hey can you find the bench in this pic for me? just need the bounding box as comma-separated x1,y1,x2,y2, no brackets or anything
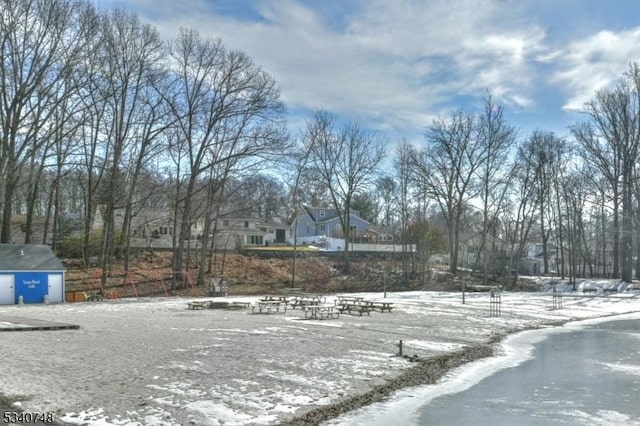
337,303,371,316
86,293,104,302
227,302,250,310
187,300,211,310
603,288,618,294
582,288,598,294
187,301,213,310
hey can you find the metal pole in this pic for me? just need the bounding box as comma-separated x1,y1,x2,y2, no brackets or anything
383,274,387,298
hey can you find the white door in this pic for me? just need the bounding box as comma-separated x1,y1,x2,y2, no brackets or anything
0,274,15,304
47,274,63,302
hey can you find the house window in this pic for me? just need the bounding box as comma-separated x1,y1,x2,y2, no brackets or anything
244,221,249,228
319,224,326,232
248,235,263,245
319,209,325,217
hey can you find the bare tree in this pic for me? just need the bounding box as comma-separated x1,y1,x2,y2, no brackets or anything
167,28,286,286
394,140,415,283
475,95,517,284
411,110,482,274
89,9,168,285
0,0,87,242
304,111,386,273
375,175,397,227
572,63,640,283
519,130,566,275
504,149,539,286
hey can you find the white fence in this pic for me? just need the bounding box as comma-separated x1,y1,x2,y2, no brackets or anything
292,235,415,252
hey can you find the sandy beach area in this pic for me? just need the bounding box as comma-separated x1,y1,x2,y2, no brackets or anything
0,284,638,425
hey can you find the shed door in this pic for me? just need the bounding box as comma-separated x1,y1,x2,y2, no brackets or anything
48,274,63,303
0,275,15,305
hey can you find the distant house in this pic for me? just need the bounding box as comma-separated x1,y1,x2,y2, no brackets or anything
91,206,292,250
0,244,65,304
458,233,509,271
365,226,395,243
292,207,370,240
91,206,175,248
8,215,52,244
520,243,558,275
210,216,291,250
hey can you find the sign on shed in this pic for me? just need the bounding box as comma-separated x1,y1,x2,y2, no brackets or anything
0,244,65,304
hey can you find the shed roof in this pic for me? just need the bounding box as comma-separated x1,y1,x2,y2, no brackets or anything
0,244,64,271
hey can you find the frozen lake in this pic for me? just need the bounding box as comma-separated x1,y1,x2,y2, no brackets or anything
334,313,640,426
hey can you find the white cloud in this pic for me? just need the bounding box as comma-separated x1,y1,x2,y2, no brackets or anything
119,0,551,136
554,28,640,111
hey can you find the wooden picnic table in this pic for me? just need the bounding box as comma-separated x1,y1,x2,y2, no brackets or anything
364,300,394,313
187,300,213,310
261,295,289,303
337,302,371,316
303,305,339,320
251,300,286,314
289,295,325,309
334,296,364,305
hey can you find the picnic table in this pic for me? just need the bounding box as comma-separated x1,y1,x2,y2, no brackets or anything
289,295,326,309
334,296,364,305
261,295,289,304
251,300,286,314
303,305,340,320
187,300,213,310
336,302,371,316
364,300,394,313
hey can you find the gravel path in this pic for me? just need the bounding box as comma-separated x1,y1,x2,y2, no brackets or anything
0,291,637,425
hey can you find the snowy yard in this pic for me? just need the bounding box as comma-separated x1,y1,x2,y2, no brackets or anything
0,280,638,425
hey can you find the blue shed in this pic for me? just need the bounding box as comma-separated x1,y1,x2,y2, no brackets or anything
0,244,66,304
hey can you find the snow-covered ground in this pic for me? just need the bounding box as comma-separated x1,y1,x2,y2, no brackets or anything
0,278,638,425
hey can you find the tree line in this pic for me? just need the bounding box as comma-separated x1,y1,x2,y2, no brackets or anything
2,0,640,286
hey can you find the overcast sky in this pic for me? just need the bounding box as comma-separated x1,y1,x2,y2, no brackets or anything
105,0,640,143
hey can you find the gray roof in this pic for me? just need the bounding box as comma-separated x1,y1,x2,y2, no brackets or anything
0,244,64,271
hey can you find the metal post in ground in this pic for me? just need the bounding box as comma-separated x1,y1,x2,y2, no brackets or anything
384,274,387,298
552,285,563,310
489,286,501,317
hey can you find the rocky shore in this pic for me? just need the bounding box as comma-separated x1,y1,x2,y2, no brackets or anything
279,341,499,426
